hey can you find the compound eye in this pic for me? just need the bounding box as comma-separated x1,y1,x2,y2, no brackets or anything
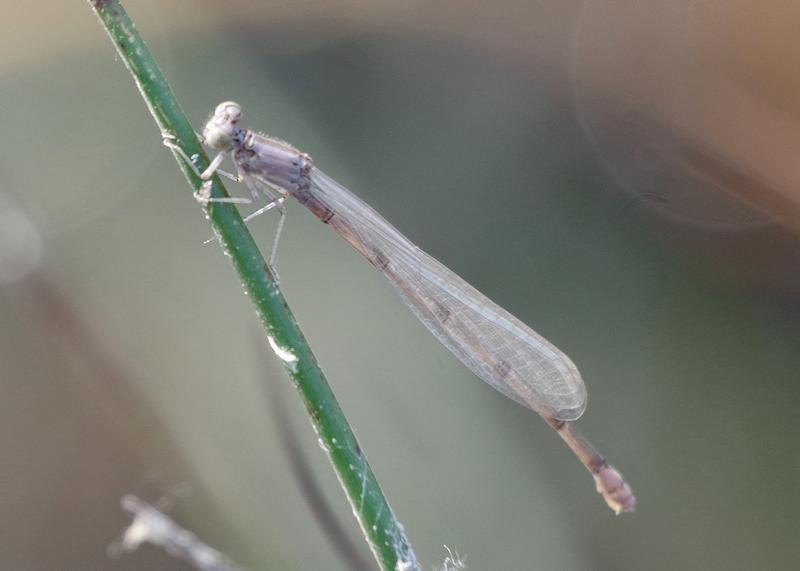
215,101,242,123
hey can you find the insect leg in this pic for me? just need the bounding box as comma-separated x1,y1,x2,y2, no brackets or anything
161,133,249,204
268,202,287,269
239,177,289,268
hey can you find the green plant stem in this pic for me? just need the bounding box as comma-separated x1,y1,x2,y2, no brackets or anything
87,2,419,569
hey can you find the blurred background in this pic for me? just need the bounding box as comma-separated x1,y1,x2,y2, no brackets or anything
1,1,799,569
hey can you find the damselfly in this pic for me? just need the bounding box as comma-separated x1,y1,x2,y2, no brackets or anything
164,101,635,514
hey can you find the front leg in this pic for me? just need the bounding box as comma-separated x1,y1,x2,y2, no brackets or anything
161,133,250,205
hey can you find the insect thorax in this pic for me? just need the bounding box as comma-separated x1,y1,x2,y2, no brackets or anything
236,129,312,192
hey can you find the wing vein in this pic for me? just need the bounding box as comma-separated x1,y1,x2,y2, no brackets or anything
302,168,587,421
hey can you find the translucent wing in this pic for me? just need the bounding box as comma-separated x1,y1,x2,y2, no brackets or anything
300,168,587,421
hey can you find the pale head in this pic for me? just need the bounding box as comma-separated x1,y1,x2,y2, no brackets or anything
202,101,244,151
